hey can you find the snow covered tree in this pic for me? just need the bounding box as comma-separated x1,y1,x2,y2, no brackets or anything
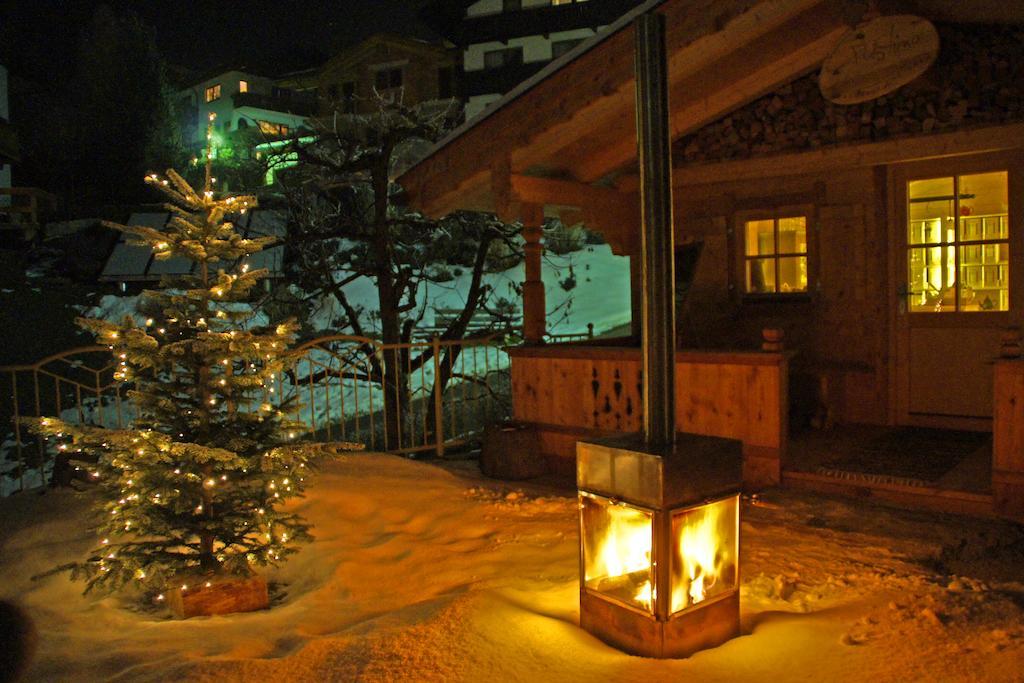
281,98,522,450
30,166,353,595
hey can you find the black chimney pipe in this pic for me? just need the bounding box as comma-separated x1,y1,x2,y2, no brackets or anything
635,13,676,449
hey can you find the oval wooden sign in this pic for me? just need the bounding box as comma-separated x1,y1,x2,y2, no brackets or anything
819,15,939,105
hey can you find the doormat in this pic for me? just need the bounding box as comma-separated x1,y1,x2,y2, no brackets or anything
815,428,990,487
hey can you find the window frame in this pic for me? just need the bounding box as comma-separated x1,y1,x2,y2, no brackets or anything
483,46,524,70
734,203,815,301
204,83,221,102
904,170,1011,314
341,81,356,114
238,80,248,93
374,67,403,92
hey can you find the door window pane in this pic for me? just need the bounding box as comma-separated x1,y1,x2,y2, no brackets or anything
906,171,1008,312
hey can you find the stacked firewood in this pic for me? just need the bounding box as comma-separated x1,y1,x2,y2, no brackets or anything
675,24,1024,164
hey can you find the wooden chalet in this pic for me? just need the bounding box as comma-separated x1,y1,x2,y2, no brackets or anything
397,0,1024,520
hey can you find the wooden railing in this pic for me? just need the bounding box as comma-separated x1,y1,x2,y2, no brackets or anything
0,335,512,495
507,342,789,487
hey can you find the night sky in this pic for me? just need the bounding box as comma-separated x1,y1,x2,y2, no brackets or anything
1,0,438,81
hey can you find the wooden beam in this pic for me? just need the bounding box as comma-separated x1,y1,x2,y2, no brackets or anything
510,175,628,208
509,174,640,254
671,122,1024,187
401,0,806,216
514,0,833,182
491,155,516,222
574,2,851,182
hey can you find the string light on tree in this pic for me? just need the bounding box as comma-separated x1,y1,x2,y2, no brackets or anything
27,141,360,606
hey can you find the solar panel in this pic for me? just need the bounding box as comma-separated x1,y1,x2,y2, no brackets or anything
99,213,168,281
99,210,285,282
244,210,285,276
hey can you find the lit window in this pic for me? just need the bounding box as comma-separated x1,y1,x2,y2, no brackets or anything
742,216,808,294
239,80,248,93
484,47,524,70
257,120,290,137
907,171,1009,312
205,84,221,102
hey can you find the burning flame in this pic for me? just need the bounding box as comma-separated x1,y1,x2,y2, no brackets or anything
671,498,733,614
597,505,651,578
583,497,654,612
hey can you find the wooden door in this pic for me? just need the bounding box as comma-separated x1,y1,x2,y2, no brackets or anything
893,153,1023,429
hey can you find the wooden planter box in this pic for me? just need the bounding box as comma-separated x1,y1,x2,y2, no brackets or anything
480,422,547,480
166,573,269,619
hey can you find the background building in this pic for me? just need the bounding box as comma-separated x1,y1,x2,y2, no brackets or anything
318,33,458,117
422,0,644,120
0,64,14,201
177,68,316,154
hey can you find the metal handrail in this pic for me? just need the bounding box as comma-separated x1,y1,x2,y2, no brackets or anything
1,335,512,495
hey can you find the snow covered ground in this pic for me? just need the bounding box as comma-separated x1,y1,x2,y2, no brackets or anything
3,453,1024,682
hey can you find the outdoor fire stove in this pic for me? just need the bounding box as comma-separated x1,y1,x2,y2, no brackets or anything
575,13,743,658
577,435,742,658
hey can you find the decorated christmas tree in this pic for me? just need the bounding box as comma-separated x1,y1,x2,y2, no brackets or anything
31,118,356,602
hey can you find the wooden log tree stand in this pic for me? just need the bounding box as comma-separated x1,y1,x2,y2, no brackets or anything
166,573,270,619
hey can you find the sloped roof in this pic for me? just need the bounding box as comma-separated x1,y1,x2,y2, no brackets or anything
399,0,852,217
398,0,1024,231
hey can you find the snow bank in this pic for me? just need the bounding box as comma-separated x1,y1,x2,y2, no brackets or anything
2,454,1023,681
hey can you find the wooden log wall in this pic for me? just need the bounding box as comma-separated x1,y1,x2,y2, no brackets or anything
674,166,889,428
508,345,787,487
993,359,1024,521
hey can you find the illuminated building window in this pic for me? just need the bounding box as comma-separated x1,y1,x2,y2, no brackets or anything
239,80,248,93
907,171,1009,312
742,216,808,295
205,84,221,102
257,121,290,137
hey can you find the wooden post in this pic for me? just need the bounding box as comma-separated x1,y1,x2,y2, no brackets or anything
629,253,643,341
432,336,446,458
521,203,546,344
635,13,676,449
